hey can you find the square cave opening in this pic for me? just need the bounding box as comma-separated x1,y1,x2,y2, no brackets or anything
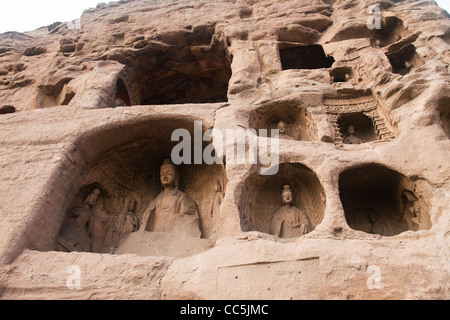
338,113,378,144
128,44,232,105
279,44,335,70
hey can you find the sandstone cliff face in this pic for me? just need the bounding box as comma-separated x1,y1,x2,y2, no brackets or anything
0,0,449,300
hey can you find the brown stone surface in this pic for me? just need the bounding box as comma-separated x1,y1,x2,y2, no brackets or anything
0,0,449,300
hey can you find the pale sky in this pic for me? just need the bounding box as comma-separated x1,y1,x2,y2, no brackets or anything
0,0,104,33
0,0,449,34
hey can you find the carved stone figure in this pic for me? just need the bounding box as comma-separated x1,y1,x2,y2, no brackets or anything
106,198,140,250
343,124,363,144
88,189,113,253
270,185,312,238
211,180,225,235
140,159,201,238
277,121,294,140
56,188,101,252
401,190,421,231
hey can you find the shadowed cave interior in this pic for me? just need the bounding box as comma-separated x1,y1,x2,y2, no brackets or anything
53,119,228,257
339,164,431,236
240,163,326,236
129,45,232,105
249,104,318,141
338,112,378,144
280,44,335,70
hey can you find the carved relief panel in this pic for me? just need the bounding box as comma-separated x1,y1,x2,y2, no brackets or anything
324,95,396,149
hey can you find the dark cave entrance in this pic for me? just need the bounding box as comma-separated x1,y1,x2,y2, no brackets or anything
280,44,335,70
339,164,431,237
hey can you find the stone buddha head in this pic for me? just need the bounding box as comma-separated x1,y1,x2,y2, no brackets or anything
277,121,287,135
347,124,356,136
160,159,180,190
282,185,294,206
86,188,101,207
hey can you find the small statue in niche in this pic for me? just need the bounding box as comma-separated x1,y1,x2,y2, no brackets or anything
211,180,225,236
270,185,312,238
140,159,201,238
56,188,102,252
277,121,294,140
343,124,363,145
401,190,421,231
106,198,140,250
88,190,114,253
344,73,357,85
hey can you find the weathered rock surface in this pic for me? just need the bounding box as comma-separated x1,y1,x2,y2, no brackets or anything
0,0,449,300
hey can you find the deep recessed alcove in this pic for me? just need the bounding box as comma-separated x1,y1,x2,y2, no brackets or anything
338,113,377,144
131,44,232,105
239,163,326,236
114,78,132,107
36,117,227,257
280,44,335,70
0,105,15,115
249,104,318,141
339,164,432,237
373,16,407,48
330,66,353,83
80,140,227,242
368,15,424,76
385,43,424,75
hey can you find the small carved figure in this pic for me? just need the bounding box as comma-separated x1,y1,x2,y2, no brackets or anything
401,190,421,231
270,185,312,238
140,159,201,238
106,198,141,250
374,39,381,49
277,121,294,140
56,188,101,252
211,180,225,235
343,124,363,145
88,189,113,253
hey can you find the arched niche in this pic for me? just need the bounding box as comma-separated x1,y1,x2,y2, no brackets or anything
339,164,432,237
338,112,377,144
249,104,318,141
113,68,140,107
114,78,131,107
53,118,227,256
240,163,326,237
